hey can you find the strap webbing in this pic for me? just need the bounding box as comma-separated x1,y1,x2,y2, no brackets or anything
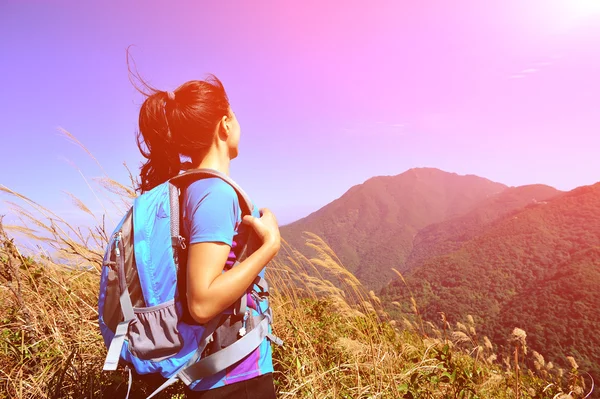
125,366,132,399
233,289,247,320
169,183,180,240
145,375,178,399
169,168,254,217
144,315,223,398
254,276,269,293
267,333,284,347
120,288,135,322
229,260,250,319
188,315,223,365
178,315,270,385
145,312,282,397
168,183,183,270
103,269,136,371
103,320,131,371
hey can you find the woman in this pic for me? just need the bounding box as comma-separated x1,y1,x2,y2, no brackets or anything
135,74,281,398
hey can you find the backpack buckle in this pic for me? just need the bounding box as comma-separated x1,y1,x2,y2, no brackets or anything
171,236,186,250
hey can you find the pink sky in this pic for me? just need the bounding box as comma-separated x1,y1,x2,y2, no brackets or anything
1,0,599,229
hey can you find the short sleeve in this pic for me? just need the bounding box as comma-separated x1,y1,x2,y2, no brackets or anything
184,179,240,246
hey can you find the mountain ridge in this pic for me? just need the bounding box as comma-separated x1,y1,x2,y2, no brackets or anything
281,167,509,290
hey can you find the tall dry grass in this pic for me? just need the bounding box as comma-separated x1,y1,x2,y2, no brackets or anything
0,131,593,398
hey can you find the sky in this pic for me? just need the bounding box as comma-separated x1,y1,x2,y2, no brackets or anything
1,0,600,235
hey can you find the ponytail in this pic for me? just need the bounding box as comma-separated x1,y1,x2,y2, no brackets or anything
136,91,182,193
128,51,231,193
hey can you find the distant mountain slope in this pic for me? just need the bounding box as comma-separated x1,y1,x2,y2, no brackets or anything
380,182,600,380
403,184,562,272
280,168,507,290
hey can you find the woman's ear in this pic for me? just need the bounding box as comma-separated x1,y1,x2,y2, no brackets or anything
218,114,230,140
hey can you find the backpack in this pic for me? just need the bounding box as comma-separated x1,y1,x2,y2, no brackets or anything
98,168,283,398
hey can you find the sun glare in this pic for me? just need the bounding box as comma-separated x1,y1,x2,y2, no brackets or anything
573,0,600,15
539,0,600,34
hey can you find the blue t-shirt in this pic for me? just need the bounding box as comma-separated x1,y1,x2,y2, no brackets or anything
182,177,273,391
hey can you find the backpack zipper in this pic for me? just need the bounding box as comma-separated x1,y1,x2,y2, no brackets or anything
114,232,127,294
238,309,250,337
114,232,121,257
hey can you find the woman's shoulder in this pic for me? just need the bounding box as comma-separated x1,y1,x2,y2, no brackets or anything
184,177,241,219
186,177,238,200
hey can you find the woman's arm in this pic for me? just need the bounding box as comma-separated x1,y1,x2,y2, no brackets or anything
186,209,280,324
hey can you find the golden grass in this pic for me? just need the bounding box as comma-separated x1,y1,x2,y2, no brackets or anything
0,210,592,398
0,131,593,398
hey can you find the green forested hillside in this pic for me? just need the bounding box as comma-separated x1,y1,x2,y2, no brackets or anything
494,246,600,381
403,184,562,272
380,182,600,382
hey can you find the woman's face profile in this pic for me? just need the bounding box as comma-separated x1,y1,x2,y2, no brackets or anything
227,109,241,160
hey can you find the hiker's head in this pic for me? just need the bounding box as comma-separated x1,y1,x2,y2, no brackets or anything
135,75,240,192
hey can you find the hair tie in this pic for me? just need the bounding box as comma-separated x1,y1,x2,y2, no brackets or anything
167,91,175,101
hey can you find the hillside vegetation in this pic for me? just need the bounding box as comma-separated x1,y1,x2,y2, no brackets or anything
381,183,600,385
403,184,562,272
281,168,507,290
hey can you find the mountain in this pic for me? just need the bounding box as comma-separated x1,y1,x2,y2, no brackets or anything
280,168,508,290
380,182,600,380
403,184,562,272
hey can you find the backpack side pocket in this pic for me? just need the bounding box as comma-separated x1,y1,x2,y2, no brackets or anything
128,300,184,361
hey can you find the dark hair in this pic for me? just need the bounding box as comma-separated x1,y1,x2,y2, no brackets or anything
128,52,231,193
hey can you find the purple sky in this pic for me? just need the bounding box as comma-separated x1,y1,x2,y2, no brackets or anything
1,0,599,230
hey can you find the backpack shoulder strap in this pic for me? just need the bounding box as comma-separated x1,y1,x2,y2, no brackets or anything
169,168,254,217
167,168,255,261
168,168,256,322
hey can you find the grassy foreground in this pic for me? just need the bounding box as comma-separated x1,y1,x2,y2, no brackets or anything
0,220,592,398
0,138,593,397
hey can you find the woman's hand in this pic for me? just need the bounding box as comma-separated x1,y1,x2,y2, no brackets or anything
242,208,281,253
187,208,281,324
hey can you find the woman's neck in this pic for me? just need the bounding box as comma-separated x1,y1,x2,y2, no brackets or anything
194,148,231,176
